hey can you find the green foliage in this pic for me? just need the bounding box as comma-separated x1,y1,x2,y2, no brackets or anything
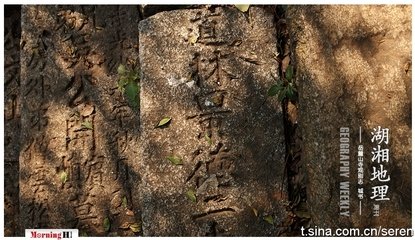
186,189,197,203
264,215,274,225
60,171,68,184
117,64,140,109
167,155,183,165
156,117,172,128
103,217,111,232
268,65,297,102
204,132,213,145
129,223,141,233
81,121,93,130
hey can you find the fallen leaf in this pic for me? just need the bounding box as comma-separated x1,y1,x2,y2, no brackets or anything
167,155,183,165
156,117,171,127
281,55,290,73
189,35,198,44
103,217,111,232
252,208,258,217
264,215,274,225
186,189,197,203
81,121,93,130
129,223,141,233
60,171,68,183
204,133,213,145
235,4,250,12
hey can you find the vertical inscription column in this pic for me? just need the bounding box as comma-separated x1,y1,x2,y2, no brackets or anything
137,7,287,236
20,5,140,236
20,6,55,233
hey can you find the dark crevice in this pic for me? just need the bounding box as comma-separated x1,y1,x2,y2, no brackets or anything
4,4,22,237
274,5,309,236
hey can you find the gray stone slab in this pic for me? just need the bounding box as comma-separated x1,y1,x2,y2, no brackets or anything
287,5,411,229
136,6,287,236
19,5,141,236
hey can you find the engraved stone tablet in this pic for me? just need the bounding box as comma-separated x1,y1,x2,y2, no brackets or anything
288,5,411,228
19,5,140,236
136,6,287,236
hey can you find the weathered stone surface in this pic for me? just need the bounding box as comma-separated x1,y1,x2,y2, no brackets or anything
19,5,141,236
135,6,288,236
288,5,411,228
4,5,22,236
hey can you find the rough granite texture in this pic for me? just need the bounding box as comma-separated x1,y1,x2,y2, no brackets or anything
287,5,411,228
19,5,141,236
135,6,288,236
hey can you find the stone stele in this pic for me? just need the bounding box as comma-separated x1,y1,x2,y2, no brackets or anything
288,5,411,229
135,6,288,236
19,5,141,236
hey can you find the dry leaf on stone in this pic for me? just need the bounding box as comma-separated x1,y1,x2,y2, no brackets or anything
60,171,68,183
186,189,197,202
264,215,274,225
281,55,290,73
167,155,183,165
129,223,141,233
252,208,258,217
204,133,213,145
81,121,93,130
156,117,171,128
189,35,198,44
